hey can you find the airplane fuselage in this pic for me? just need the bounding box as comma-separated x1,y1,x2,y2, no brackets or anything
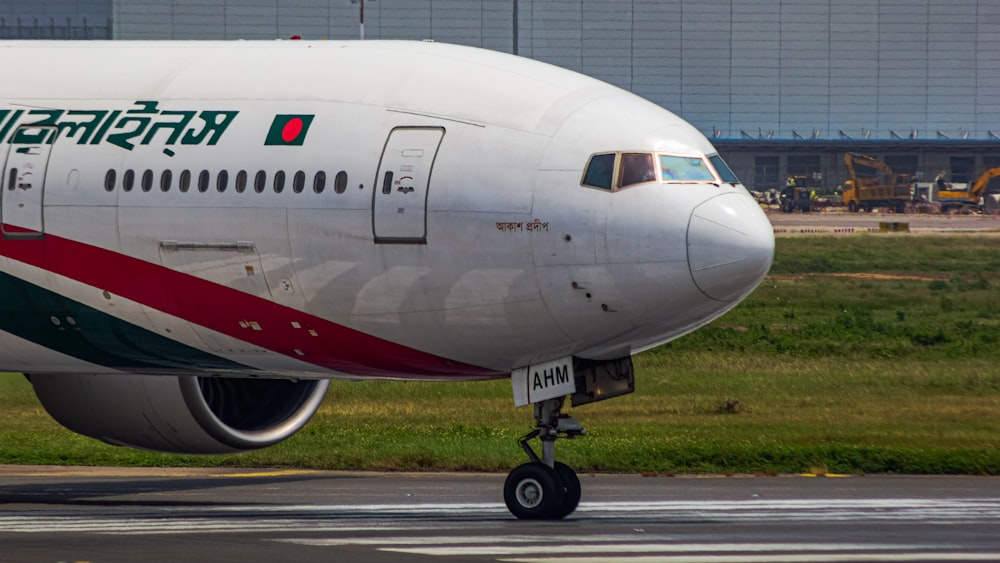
0,40,772,382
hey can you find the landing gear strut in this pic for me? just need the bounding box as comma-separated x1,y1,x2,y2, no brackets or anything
503,397,584,519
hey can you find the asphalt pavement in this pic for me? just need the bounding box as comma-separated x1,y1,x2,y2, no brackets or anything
1,466,998,563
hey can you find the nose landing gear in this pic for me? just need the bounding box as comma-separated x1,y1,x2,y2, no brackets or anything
503,356,634,519
503,397,584,519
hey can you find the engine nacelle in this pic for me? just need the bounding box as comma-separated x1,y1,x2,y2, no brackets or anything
28,373,329,454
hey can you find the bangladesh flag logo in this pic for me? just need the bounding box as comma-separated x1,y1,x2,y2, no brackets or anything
265,114,314,146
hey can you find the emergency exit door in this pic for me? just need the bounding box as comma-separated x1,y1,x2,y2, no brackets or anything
1,125,55,239
372,127,444,244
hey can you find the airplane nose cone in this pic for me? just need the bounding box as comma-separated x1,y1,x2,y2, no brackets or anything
687,192,774,302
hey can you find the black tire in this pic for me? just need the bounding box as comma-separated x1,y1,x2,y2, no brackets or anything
552,461,581,518
504,463,564,520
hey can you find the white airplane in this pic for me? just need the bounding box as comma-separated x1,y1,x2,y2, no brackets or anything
0,39,773,519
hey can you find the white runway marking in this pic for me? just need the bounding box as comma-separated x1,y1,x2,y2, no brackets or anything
499,555,1000,563
378,543,928,556
0,516,449,534
207,497,1000,519
278,537,1000,562
1,497,999,562
1,497,999,534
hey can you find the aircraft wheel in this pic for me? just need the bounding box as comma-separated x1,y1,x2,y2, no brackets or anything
552,461,581,518
504,462,564,519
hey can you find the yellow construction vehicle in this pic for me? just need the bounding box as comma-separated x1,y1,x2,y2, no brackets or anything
779,176,813,212
842,153,912,212
923,167,1000,213
973,167,1000,214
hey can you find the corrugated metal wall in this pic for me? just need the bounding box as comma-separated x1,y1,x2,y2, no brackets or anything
106,0,1000,143
0,0,109,18
0,0,110,38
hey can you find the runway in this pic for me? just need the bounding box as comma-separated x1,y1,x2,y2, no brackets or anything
1,466,999,562
766,209,1000,235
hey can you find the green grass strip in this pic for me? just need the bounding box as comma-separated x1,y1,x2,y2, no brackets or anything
1,235,998,474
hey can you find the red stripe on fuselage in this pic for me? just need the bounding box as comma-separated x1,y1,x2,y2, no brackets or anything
0,228,503,379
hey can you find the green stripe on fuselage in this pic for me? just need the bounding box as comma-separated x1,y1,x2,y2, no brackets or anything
0,271,254,374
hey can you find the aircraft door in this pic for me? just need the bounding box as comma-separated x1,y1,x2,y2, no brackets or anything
1,125,56,239
372,127,444,244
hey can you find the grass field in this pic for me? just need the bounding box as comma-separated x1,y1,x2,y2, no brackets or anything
1,234,999,474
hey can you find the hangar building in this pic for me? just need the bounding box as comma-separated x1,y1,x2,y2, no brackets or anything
3,0,999,192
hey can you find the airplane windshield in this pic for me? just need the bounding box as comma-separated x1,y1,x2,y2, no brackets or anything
619,153,656,188
709,154,741,184
659,155,715,182
581,152,728,191
582,153,615,190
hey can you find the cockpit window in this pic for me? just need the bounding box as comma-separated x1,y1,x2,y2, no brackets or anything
709,154,740,184
582,152,729,191
659,155,715,182
619,153,656,188
582,153,615,190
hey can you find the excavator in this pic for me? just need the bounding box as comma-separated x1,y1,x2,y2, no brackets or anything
842,153,912,212
976,168,1000,214
928,167,1000,213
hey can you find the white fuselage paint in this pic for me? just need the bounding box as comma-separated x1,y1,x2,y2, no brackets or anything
0,40,774,379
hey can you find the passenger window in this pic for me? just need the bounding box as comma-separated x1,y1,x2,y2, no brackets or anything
293,171,305,193
313,171,326,194
179,170,191,193
619,153,656,188
382,171,393,194
141,170,153,192
198,170,210,192
254,171,266,193
582,154,615,190
104,169,116,192
160,170,172,192
659,155,715,182
7,168,17,190
274,170,286,193
334,171,348,194
235,170,247,193
123,169,135,192
217,170,229,192
709,154,740,184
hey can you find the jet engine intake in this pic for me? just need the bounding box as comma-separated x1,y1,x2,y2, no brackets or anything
28,373,329,454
